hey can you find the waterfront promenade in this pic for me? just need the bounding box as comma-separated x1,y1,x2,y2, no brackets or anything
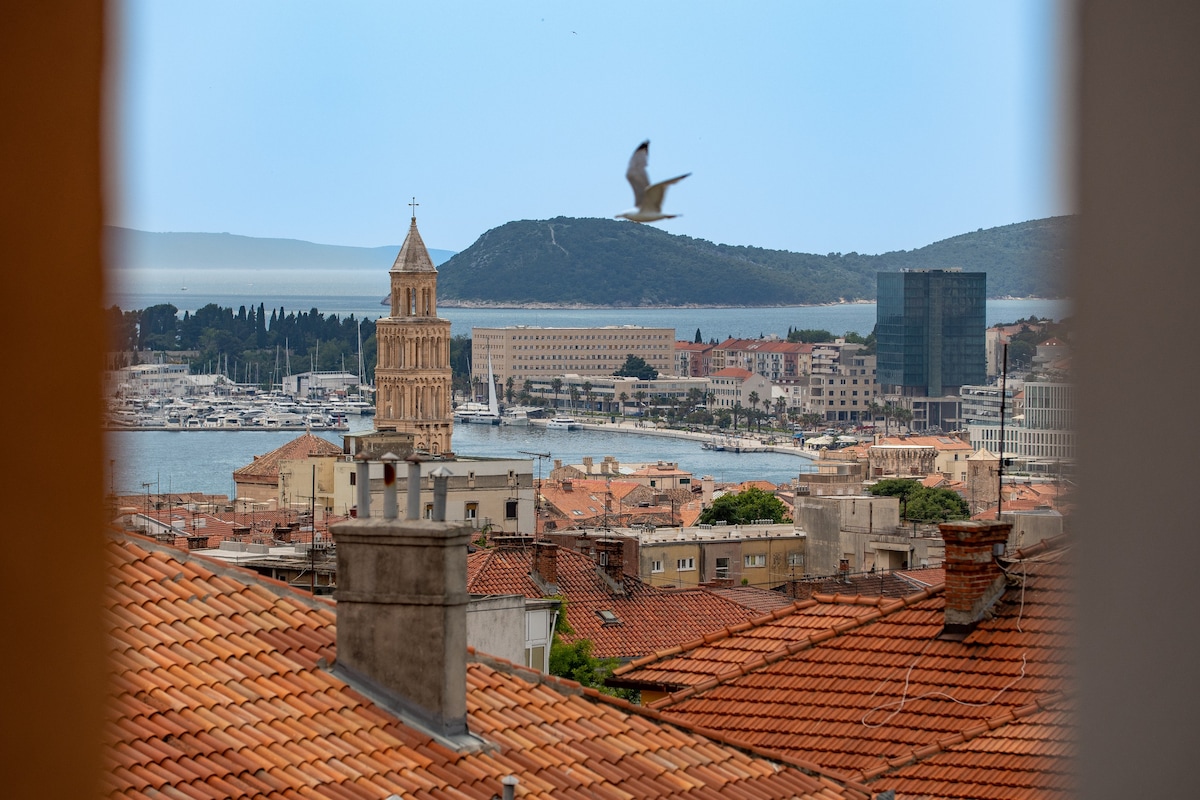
531,415,821,461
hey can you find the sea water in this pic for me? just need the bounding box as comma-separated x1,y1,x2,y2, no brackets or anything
109,421,821,499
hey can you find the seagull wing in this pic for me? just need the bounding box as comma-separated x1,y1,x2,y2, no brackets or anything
625,140,651,206
641,173,691,214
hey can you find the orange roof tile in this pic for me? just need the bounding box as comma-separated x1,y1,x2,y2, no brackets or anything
467,544,771,661
104,530,870,800
232,432,343,483
612,538,1072,799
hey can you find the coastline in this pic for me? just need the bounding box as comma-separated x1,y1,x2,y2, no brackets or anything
533,416,820,461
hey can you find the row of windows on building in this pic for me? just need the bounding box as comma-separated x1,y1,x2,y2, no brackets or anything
649,552,803,573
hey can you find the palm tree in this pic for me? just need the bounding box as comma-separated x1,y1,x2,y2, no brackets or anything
521,379,533,404
618,391,629,420
581,381,593,415
732,402,744,431
748,391,761,432
550,377,563,411
568,385,580,413
504,376,515,404
634,390,647,416
774,396,787,427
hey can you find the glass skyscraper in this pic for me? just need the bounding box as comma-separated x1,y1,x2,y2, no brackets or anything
876,269,986,398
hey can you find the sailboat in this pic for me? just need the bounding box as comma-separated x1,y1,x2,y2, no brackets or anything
454,352,501,424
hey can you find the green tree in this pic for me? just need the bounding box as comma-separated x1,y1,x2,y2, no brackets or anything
550,377,563,411
694,327,702,344
613,354,658,380
581,381,593,414
633,390,647,414
504,376,515,404
618,391,629,420
748,390,761,432
867,479,969,523
787,328,834,343
546,597,635,700
699,487,791,525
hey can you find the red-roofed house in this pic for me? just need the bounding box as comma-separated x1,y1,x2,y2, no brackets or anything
467,539,773,662
102,523,873,800
674,339,713,377
708,367,772,415
608,523,1073,799
232,431,343,507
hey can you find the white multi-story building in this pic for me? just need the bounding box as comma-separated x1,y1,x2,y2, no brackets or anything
471,325,675,390
960,383,1021,426
965,379,1075,470
707,368,773,412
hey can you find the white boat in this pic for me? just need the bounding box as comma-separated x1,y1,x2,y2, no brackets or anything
456,353,501,424
454,402,496,424
546,416,580,430
501,407,531,426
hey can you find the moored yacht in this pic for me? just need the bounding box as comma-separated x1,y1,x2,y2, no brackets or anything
546,415,581,430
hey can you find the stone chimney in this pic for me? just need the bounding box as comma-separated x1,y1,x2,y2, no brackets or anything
330,514,473,738
582,456,593,474
595,538,625,593
939,520,1013,639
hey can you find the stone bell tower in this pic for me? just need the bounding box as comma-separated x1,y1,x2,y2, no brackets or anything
373,205,453,454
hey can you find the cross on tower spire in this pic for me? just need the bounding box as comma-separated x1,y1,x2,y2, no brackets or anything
409,197,419,221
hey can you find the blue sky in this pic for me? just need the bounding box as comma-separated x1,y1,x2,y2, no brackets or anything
108,1,1071,256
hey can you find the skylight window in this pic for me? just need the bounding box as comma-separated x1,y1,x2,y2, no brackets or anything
595,609,621,625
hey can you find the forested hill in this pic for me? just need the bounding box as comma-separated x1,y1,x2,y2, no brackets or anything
436,215,1073,307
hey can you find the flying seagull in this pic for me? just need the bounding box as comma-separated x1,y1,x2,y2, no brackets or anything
616,140,690,223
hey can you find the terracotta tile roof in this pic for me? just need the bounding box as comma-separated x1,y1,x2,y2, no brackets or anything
126,507,343,550
872,435,973,452
703,586,798,614
612,538,1072,798
467,544,769,661
104,531,870,800
710,367,753,379
783,569,946,602
232,432,343,484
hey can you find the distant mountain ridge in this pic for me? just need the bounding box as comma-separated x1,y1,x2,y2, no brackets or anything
107,216,1072,307
435,216,1072,307
105,227,456,271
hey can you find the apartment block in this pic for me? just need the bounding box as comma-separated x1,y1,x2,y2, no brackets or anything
808,344,878,423
471,325,675,389
709,338,812,380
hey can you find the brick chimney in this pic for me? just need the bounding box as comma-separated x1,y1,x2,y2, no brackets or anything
185,534,210,550
330,514,473,738
595,538,625,594
531,540,559,589
939,520,1012,638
